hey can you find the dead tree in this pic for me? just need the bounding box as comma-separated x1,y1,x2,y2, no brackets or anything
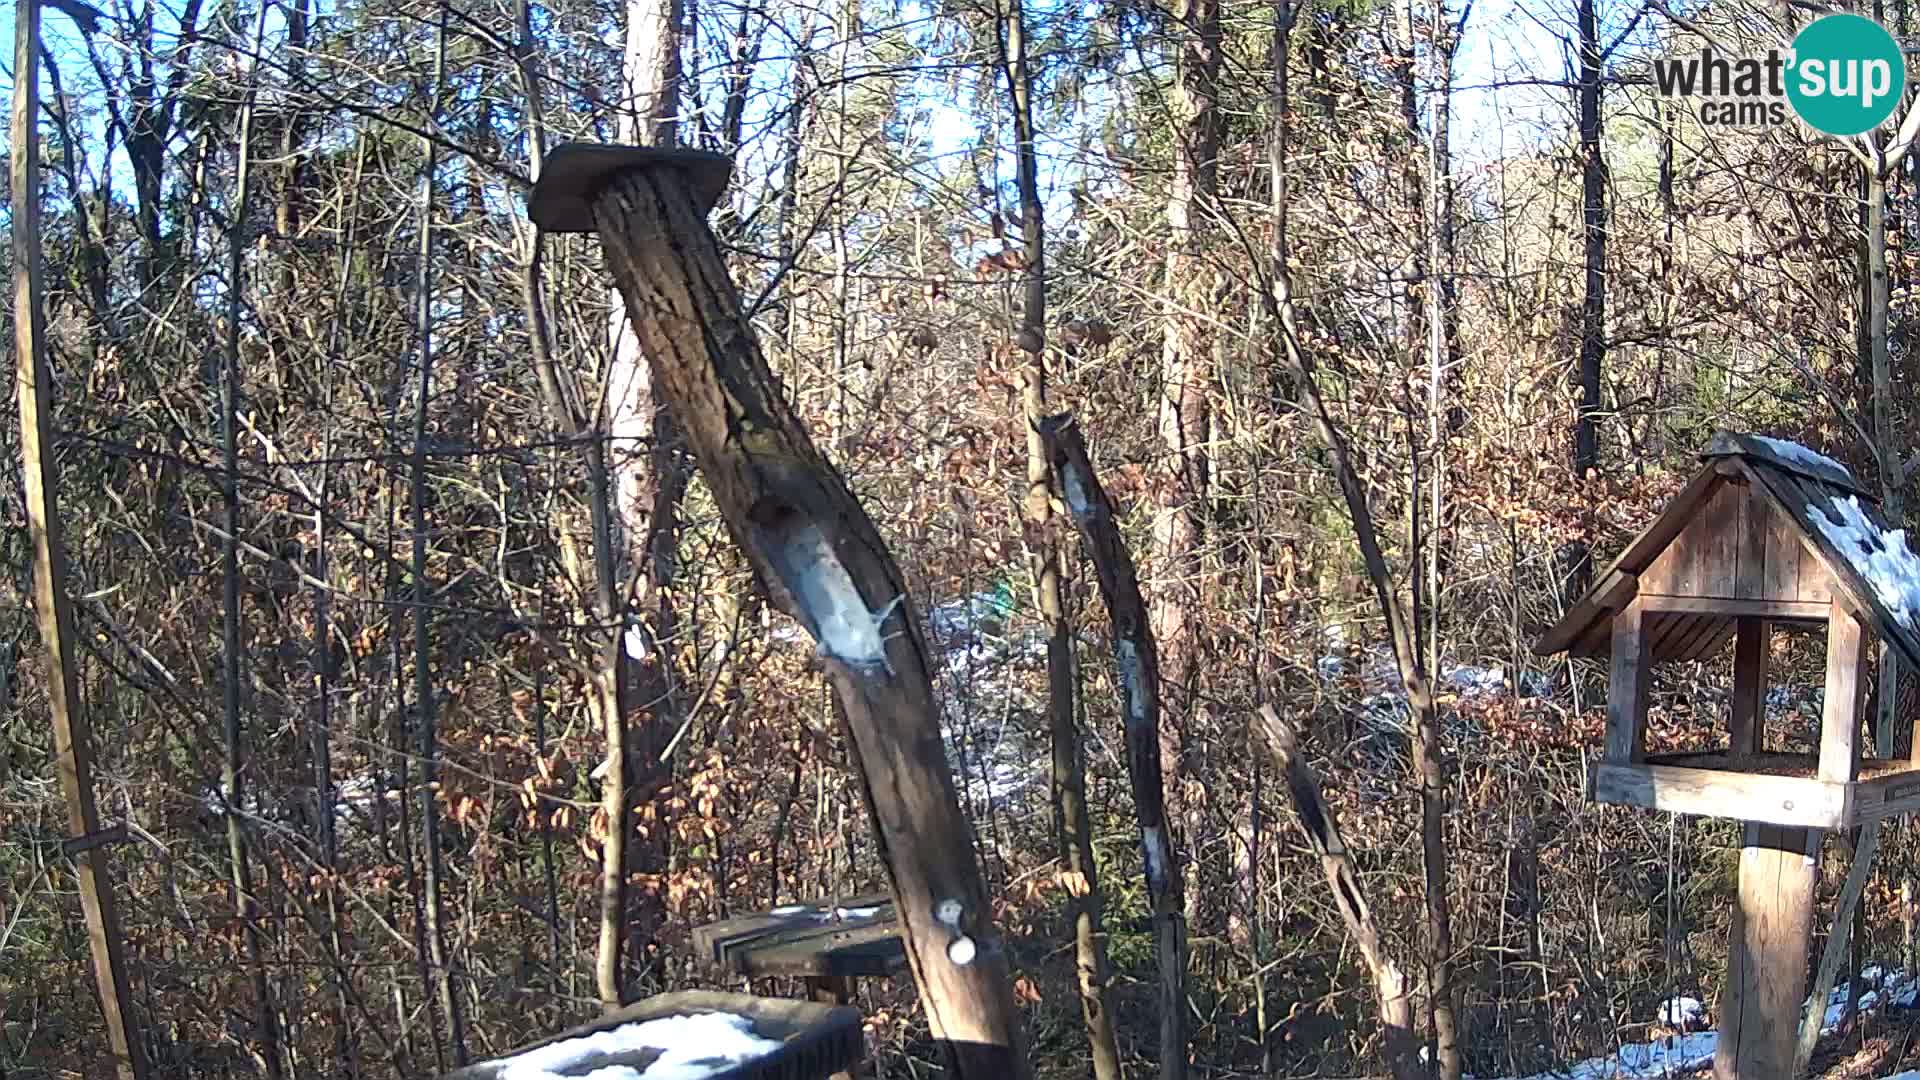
1037,413,1187,1075
528,144,1031,1079
12,0,147,1073
1254,706,1421,1080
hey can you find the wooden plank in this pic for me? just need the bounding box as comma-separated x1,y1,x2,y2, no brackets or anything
1735,480,1767,599
1763,493,1804,602
1683,622,1737,663
807,976,862,1080
1696,483,1743,597
692,896,907,979
1571,619,1611,659
1714,823,1822,1080
1646,612,1697,661
1799,542,1835,604
1730,618,1769,756
1589,762,1848,829
12,5,146,1075
1820,598,1866,784
1851,765,1920,823
1666,614,1727,663
1607,600,1653,763
1638,596,1831,622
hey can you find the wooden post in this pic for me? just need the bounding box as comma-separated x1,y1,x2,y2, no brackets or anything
806,977,860,1080
1606,599,1651,763
527,144,1030,1079
12,1,147,1074
1821,600,1866,783
1729,618,1768,757
1715,823,1820,1080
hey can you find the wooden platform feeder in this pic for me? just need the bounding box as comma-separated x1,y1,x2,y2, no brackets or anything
1536,431,1920,1078
439,991,862,1080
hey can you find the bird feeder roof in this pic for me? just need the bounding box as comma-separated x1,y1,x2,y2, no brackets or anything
1535,432,1920,671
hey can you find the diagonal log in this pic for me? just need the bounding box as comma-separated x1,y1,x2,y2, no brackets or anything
1036,413,1188,1074
527,144,1029,1078
1253,705,1422,1080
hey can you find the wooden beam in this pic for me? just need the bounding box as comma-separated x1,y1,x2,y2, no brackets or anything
1589,762,1849,829
1607,599,1652,763
1820,598,1866,784
12,1,145,1074
1639,596,1830,622
542,155,1029,1078
1715,824,1821,1080
1729,618,1769,756
1850,765,1920,823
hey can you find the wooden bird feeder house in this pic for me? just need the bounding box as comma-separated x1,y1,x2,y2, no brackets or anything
1537,431,1920,1078
1537,431,1920,828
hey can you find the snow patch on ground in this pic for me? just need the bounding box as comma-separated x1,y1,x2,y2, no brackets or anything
1478,968,1920,1080
492,1012,782,1080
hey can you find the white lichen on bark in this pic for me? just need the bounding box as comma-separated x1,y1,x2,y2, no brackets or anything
766,517,905,676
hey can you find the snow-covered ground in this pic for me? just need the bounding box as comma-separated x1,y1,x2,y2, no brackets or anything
1476,969,1920,1080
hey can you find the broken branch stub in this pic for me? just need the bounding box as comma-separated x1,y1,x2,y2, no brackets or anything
536,148,1028,1079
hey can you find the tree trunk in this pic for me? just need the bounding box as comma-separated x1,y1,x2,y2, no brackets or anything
996,0,1120,1074
598,0,686,1006
1154,0,1220,1004
221,8,285,1072
1260,121,1459,1080
1038,416,1187,1080
1254,706,1423,1080
11,5,147,1073
574,160,1032,1078
1569,0,1607,597
411,6,466,1058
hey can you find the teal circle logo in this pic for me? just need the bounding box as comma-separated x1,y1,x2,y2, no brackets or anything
1787,14,1906,136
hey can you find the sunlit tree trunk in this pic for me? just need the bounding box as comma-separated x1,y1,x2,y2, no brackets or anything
1153,0,1217,1004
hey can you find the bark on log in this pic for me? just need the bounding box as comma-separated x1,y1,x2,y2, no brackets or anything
1037,413,1188,1074
12,1,147,1073
1254,705,1422,1080
544,154,1029,1078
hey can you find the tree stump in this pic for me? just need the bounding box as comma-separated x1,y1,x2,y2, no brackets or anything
528,143,1029,1080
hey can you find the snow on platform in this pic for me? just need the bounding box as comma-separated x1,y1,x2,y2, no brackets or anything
492,1011,782,1080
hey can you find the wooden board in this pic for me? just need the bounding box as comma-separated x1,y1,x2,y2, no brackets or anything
1729,618,1768,755
1637,480,1833,605
1821,599,1866,783
1846,762,1920,823
1607,601,1651,763
1589,761,1849,829
692,896,907,980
